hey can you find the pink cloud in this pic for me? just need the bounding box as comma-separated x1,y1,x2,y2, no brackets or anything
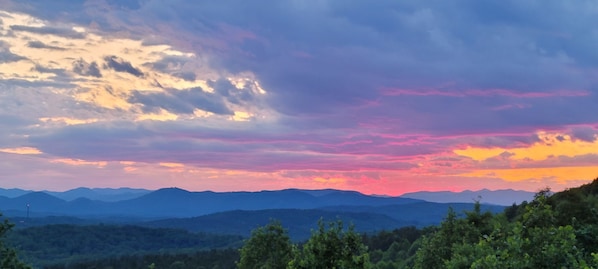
382,87,590,98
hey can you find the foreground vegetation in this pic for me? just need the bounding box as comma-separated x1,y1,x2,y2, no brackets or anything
2,178,598,268
237,178,598,268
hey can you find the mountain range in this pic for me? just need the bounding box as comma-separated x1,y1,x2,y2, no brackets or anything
0,188,423,218
0,187,513,236
0,187,535,205
400,189,536,206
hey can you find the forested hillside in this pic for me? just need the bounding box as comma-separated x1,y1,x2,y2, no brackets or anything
235,178,598,268
5,225,242,268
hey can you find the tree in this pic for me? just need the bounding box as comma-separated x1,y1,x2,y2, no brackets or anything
237,220,295,269
414,207,459,269
0,213,31,269
416,189,594,269
290,219,370,269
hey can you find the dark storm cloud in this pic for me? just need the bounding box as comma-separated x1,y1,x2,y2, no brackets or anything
72,59,102,78
9,25,86,39
103,56,144,77
128,87,233,115
27,40,66,50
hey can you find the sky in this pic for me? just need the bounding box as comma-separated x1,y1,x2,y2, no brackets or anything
0,0,597,195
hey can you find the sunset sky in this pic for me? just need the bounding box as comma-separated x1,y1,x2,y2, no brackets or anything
0,0,597,195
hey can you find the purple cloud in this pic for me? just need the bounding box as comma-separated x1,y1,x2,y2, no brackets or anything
128,87,234,115
103,56,144,77
9,25,86,39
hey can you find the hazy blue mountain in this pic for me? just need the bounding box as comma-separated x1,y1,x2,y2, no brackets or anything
400,189,535,206
1,188,505,222
143,209,407,240
0,188,421,218
320,202,505,227
44,187,150,202
4,192,67,216
0,188,32,198
107,188,423,218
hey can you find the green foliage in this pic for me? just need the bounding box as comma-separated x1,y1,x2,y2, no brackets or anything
360,226,426,269
44,248,239,269
0,213,31,269
237,220,294,269
6,224,242,267
290,219,370,269
238,219,371,269
414,181,598,269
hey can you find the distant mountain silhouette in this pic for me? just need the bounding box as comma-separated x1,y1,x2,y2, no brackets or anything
400,189,535,206
143,209,408,240
0,188,420,218
0,188,510,237
141,201,504,240
320,202,505,226
44,187,150,202
110,188,422,217
0,187,506,224
0,188,32,198
0,187,150,202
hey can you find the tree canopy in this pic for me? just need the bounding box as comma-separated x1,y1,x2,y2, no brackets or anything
0,213,31,269
239,219,371,269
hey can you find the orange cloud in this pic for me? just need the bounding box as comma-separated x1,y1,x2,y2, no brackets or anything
0,147,42,155
454,131,598,161
159,162,185,168
460,166,598,183
51,158,108,167
39,117,99,125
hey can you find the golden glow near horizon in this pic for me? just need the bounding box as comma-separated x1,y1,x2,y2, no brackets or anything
461,166,598,183
454,132,598,161
454,131,598,182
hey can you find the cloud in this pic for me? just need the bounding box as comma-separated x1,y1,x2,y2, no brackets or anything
70,0,595,139
129,87,234,115
1,1,598,193
33,64,67,76
26,40,66,50
0,78,73,88
0,40,25,62
0,147,42,155
570,126,598,142
9,24,86,39
103,56,144,77
208,78,255,105
27,120,420,173
72,59,102,78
